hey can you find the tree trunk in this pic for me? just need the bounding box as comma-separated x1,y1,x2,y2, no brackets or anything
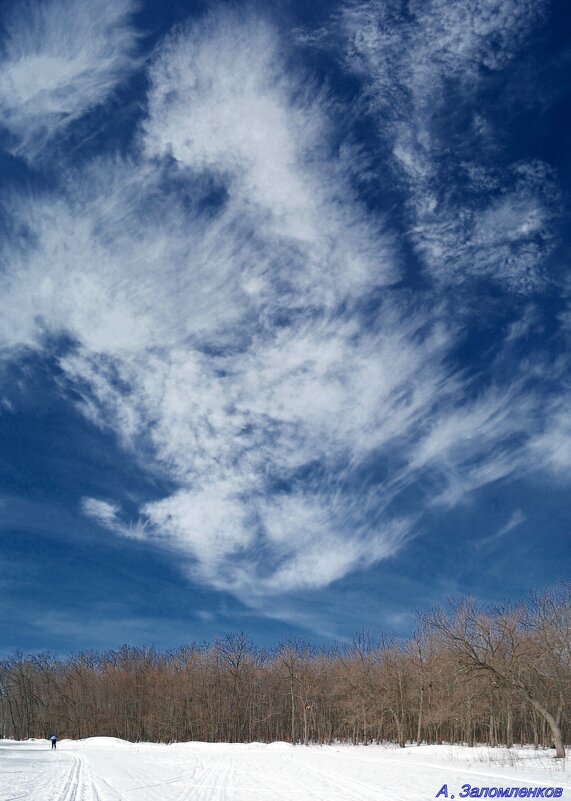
527,696,565,758
506,708,513,749
417,684,424,745
290,680,295,744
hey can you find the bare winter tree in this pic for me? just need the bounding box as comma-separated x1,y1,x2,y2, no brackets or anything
425,593,569,758
1,585,569,750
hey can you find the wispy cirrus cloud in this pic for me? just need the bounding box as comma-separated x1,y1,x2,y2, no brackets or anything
527,398,571,476
476,509,526,549
81,497,146,540
0,0,140,160
0,3,568,624
143,9,398,308
335,0,560,291
0,7,417,599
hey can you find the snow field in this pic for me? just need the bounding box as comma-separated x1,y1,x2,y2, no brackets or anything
1,739,570,801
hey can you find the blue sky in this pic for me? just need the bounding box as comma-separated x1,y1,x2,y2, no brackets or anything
0,0,570,654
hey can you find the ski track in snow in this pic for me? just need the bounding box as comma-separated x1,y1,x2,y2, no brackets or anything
1,740,571,801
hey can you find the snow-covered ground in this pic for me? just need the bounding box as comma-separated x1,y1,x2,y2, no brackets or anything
1,739,570,801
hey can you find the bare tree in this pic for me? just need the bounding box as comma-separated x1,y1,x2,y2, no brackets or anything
425,596,568,757
1,586,569,750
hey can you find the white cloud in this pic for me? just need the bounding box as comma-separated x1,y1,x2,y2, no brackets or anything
145,15,314,230
0,8,415,600
81,496,146,540
0,0,139,159
143,8,398,306
257,493,408,594
527,402,571,475
0,3,565,618
476,509,526,548
144,486,411,599
61,299,546,598
411,385,532,489
63,308,445,596
144,486,254,566
337,0,558,290
81,497,120,527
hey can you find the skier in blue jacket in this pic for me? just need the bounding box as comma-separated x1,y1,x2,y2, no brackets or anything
50,734,58,749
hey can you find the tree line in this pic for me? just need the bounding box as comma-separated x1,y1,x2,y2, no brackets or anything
1,586,569,756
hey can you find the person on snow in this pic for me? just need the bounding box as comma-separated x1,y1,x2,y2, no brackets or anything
50,734,58,749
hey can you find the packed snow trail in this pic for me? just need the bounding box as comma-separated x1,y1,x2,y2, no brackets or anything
1,739,571,801
0,742,100,801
